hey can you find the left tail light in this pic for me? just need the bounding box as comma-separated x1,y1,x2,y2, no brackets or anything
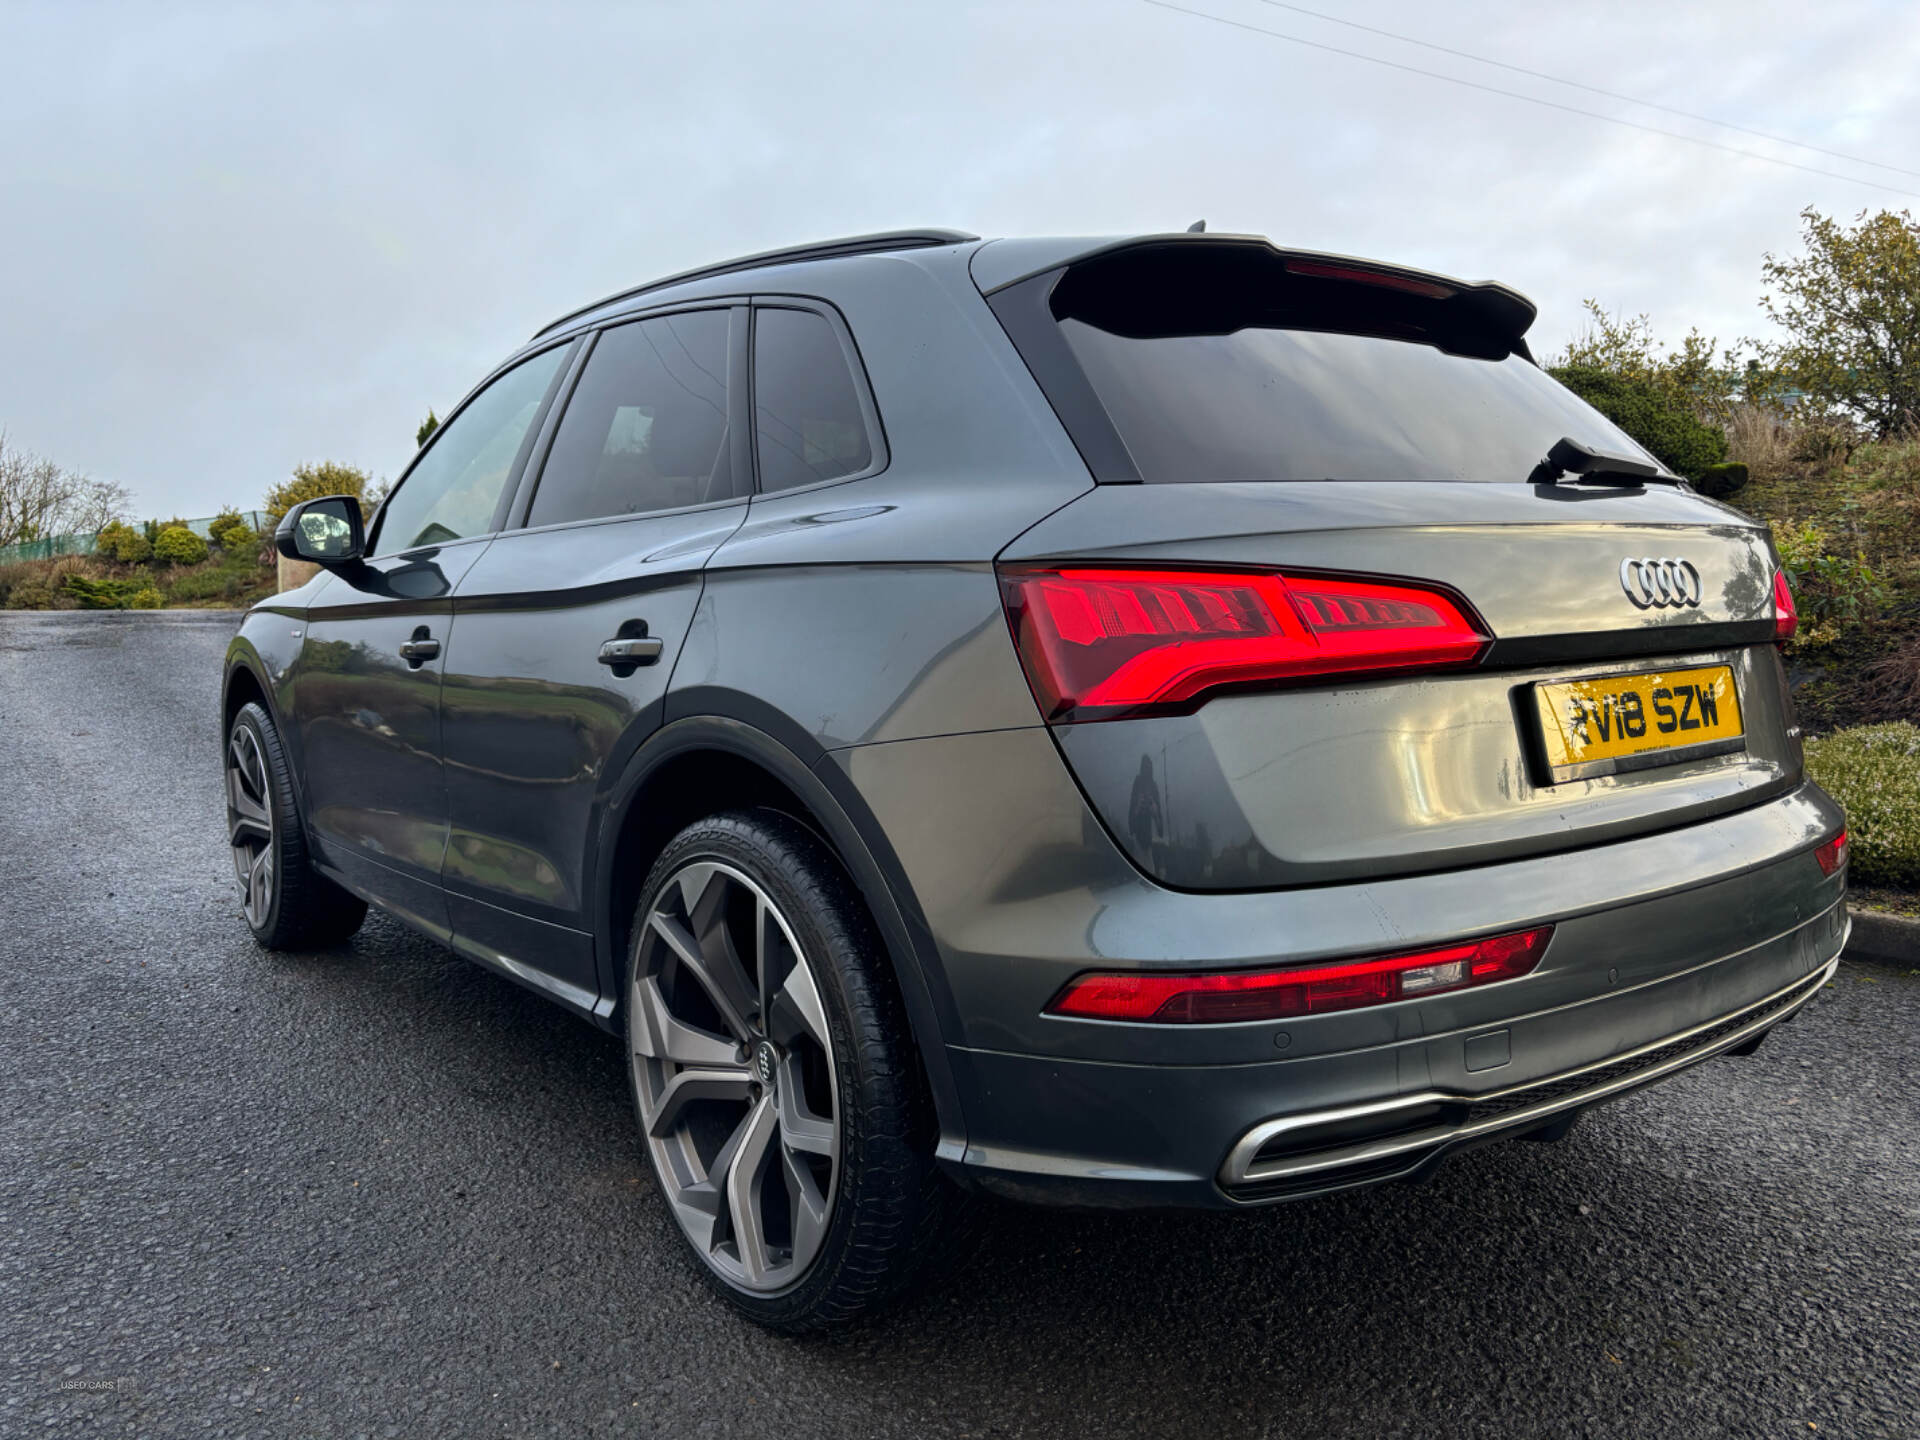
1773,569,1798,643
1814,829,1848,877
997,565,1490,723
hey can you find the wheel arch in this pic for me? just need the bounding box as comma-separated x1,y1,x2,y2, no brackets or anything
594,696,968,1156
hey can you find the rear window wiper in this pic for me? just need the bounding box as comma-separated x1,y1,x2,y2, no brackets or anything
1532,437,1683,487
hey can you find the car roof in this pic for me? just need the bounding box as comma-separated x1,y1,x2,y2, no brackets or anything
526,228,1536,344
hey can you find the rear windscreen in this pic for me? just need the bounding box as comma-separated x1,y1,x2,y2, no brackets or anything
1043,245,1650,484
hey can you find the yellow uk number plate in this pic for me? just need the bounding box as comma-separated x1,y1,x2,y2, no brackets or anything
1532,664,1744,782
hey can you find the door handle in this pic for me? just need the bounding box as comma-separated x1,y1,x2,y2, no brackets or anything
598,636,664,668
398,627,440,667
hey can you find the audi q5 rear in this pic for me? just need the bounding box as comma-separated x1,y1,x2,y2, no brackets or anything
226,229,1849,1332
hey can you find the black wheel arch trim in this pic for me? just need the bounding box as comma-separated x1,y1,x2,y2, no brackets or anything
592,691,969,1155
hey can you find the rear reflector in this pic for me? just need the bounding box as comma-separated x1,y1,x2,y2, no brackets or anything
1814,829,1848,877
1773,569,1798,643
1046,926,1553,1024
998,566,1489,722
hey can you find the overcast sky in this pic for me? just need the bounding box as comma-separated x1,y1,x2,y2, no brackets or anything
4,0,1918,519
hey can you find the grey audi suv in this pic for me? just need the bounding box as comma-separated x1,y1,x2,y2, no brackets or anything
224,228,1850,1331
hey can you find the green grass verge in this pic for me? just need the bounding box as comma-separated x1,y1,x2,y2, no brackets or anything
1804,722,1920,890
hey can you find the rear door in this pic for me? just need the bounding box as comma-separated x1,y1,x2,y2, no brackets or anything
436,305,749,1008
986,240,1800,889
290,341,574,933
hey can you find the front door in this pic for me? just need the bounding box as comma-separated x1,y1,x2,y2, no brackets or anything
290,341,574,935
437,307,749,1008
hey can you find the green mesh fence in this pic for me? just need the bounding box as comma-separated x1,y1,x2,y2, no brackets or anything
0,511,267,566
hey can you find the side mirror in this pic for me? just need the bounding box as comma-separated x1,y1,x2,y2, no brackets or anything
275,496,365,566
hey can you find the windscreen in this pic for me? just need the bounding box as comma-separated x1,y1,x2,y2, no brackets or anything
1047,245,1650,484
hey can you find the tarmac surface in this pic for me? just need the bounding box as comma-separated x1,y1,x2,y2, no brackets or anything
3,609,1916,1438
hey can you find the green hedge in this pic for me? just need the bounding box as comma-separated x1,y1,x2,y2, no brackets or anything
1804,723,1920,888
1548,366,1729,480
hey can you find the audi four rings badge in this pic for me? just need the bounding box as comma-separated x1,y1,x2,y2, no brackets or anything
1619,557,1702,609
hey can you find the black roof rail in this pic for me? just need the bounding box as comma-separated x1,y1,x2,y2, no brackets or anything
529,228,980,340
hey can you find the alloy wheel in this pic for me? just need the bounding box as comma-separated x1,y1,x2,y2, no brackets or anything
226,724,275,929
631,861,840,1293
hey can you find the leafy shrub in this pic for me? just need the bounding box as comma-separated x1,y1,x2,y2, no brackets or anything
128,587,164,610
207,508,252,549
1548,365,1730,479
152,525,209,565
96,520,152,564
62,573,134,609
265,461,373,530
1804,723,1920,888
8,579,56,609
1774,522,1890,639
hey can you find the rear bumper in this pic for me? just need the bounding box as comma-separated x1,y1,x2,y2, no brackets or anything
942,901,1843,1209
1220,950,1837,1199
835,729,1848,1209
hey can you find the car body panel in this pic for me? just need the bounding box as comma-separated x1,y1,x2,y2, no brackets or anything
1002,480,1799,887
222,229,1848,1215
436,502,749,997
281,543,487,938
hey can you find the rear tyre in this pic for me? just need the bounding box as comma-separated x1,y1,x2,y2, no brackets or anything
625,809,970,1332
225,701,367,950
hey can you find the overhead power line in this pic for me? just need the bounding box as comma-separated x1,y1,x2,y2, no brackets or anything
1252,0,1920,181
1141,0,1920,202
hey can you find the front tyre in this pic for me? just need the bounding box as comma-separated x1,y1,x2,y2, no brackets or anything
225,701,367,950
626,810,964,1332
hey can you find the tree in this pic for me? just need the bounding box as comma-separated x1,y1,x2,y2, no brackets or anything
263,461,374,530
0,431,130,548
416,410,439,447
1760,207,1920,437
1550,300,1745,421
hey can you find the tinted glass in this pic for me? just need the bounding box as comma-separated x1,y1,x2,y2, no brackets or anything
753,308,872,491
374,346,566,555
528,311,732,527
1051,247,1650,484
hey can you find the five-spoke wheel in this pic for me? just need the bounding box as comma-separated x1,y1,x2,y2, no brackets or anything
227,722,276,929
630,859,840,1292
625,811,970,1331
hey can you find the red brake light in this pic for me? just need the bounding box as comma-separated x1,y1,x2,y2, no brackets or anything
1814,829,1848,877
1772,569,1798,642
1283,259,1456,299
999,566,1489,722
1047,926,1554,1024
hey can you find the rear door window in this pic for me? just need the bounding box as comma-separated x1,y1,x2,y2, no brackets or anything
526,309,735,528
752,307,875,492
1026,244,1649,484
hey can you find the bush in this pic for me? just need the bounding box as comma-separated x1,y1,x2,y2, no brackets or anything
207,508,252,550
8,579,56,609
1804,723,1920,888
152,525,209,566
96,520,151,564
128,587,165,610
1774,522,1891,639
1694,461,1749,498
1549,365,1730,479
265,461,373,530
62,574,133,609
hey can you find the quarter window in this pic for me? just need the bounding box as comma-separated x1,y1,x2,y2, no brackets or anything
373,345,568,555
527,310,734,528
752,308,873,492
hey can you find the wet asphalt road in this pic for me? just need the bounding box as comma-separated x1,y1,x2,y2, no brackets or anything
2,608,1917,1439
